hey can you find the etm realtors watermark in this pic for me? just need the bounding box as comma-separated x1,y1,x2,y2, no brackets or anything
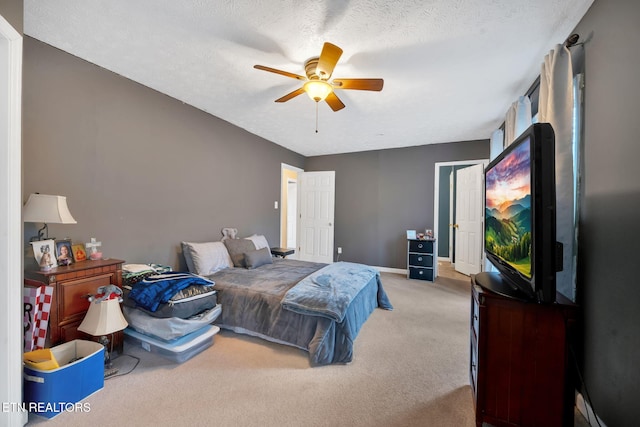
2,401,91,414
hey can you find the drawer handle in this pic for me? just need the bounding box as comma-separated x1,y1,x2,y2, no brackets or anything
419,271,423,275
418,257,423,262
418,243,423,249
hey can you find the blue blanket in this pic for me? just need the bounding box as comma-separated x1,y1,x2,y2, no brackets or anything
281,262,393,322
128,272,215,312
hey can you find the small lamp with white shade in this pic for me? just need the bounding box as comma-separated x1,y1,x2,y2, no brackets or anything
78,292,128,378
23,193,77,241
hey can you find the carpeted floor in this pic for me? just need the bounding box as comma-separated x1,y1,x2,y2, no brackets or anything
24,272,480,426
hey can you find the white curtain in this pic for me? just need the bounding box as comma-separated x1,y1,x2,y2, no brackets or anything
486,44,579,301
504,96,532,146
487,97,530,273
486,129,505,272
539,44,575,300
489,128,504,161
487,96,530,273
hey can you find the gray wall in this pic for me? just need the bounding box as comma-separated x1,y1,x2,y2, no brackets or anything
22,37,305,269
572,0,640,425
306,142,489,269
0,0,22,34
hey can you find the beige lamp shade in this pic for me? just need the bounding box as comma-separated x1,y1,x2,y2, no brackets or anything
78,299,128,336
23,193,77,224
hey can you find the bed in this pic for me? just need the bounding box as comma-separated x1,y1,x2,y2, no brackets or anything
181,237,393,365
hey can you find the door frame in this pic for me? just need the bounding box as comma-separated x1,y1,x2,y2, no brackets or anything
0,15,25,427
433,159,488,264
286,178,297,249
280,163,303,250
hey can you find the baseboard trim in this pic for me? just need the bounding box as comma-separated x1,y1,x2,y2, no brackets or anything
373,266,407,275
576,391,607,427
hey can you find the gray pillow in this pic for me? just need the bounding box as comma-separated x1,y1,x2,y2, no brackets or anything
181,242,196,273
244,247,273,270
223,238,257,268
181,241,232,275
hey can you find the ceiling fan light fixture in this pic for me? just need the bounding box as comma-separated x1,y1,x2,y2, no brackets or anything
254,42,382,113
303,80,333,102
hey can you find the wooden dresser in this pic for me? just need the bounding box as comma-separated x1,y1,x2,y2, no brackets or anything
25,258,125,353
470,273,578,427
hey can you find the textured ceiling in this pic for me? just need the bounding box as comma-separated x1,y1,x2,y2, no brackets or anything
24,0,594,156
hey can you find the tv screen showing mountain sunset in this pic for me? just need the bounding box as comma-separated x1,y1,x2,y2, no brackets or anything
485,138,532,278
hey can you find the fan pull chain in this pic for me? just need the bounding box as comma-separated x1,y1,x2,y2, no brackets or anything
315,102,319,133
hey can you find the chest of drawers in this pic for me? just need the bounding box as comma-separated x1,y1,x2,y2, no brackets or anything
25,258,125,352
407,239,437,281
470,273,577,427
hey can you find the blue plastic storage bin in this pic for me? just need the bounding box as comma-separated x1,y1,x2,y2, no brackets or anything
23,340,104,419
124,324,219,363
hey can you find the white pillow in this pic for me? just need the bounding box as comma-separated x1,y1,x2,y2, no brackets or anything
245,234,270,251
181,241,233,275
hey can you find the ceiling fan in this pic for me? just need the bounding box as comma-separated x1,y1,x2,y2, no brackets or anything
254,42,384,112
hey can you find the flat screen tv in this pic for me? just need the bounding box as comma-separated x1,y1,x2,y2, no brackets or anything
483,122,561,303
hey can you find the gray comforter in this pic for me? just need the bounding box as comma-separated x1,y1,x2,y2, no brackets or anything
208,259,392,365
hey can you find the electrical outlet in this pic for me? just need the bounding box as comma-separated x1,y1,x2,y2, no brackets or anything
274,201,278,209
337,247,342,254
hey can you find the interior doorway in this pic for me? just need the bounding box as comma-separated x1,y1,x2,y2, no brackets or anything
433,159,488,272
280,163,303,254
454,163,484,276
280,165,336,263
296,171,335,264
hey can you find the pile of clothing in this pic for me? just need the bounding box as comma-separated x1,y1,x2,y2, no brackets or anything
122,265,221,342
122,263,172,287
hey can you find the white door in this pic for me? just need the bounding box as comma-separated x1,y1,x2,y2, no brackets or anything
454,164,484,276
297,171,335,263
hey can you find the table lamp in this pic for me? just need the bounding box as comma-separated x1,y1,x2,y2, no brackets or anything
78,298,128,378
23,193,77,241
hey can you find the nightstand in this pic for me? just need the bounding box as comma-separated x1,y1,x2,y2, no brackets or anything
270,247,295,258
24,258,125,353
407,239,437,281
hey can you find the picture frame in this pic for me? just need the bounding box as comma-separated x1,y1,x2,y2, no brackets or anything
72,244,87,262
30,240,57,271
55,239,74,266
406,230,417,240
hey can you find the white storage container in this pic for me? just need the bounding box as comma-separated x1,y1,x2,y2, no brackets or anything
124,324,219,363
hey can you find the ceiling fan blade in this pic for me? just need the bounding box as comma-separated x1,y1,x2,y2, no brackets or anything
254,65,306,81
316,42,343,79
325,92,345,112
275,87,306,103
333,78,384,91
